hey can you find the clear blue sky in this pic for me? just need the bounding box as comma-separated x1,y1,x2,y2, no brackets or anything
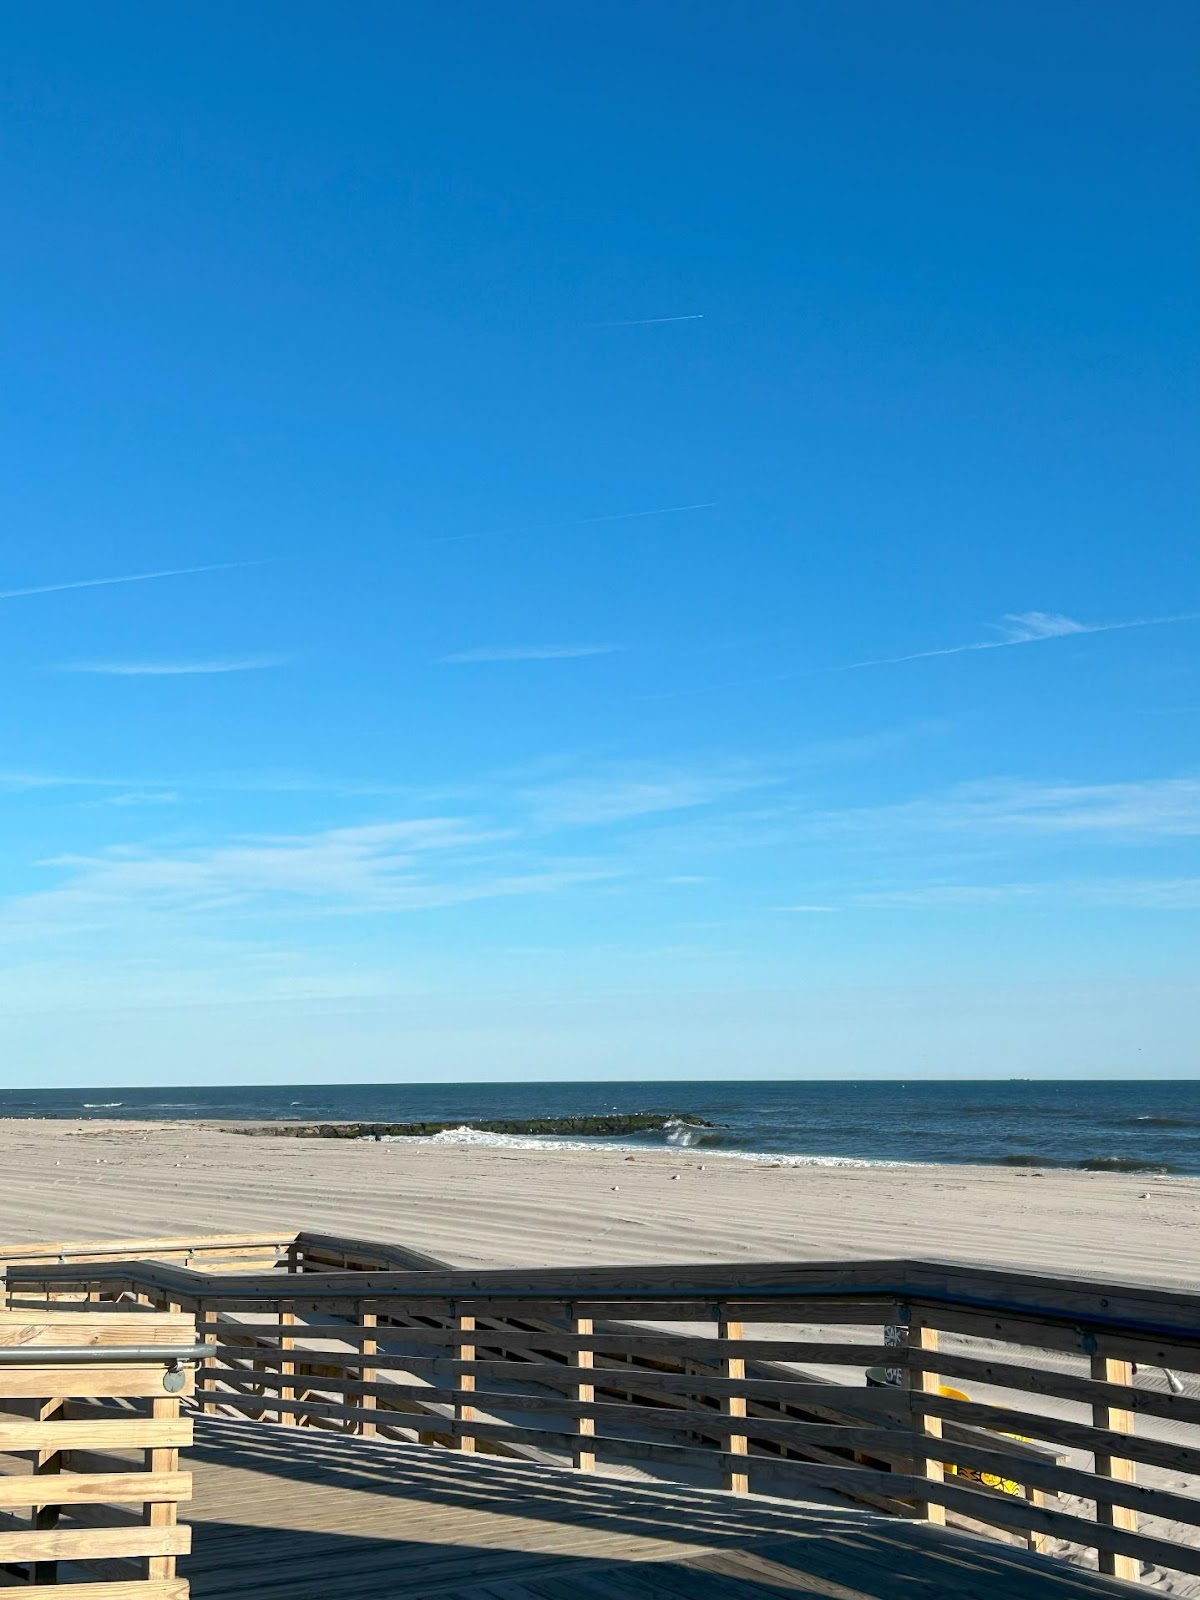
2,2,1197,1084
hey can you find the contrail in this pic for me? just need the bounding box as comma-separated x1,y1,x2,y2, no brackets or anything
631,608,1200,702
598,314,705,327
0,560,261,601
560,501,716,527
425,503,716,546
837,610,1200,671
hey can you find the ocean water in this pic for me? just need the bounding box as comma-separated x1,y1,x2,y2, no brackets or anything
1,1080,1199,1175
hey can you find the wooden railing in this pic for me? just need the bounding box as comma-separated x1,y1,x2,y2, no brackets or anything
0,1232,291,1280
0,1307,199,1595
9,1234,1200,1586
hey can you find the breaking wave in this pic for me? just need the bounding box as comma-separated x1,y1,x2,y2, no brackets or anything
392,1124,898,1168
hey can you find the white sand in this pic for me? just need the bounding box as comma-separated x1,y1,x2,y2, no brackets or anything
0,1116,1191,1282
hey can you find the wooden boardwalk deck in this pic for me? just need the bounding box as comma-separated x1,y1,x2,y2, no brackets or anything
183,1417,1141,1599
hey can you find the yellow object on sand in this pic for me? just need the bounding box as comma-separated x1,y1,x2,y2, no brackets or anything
938,1385,1025,1496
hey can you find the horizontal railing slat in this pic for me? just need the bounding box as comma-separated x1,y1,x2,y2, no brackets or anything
0,1471,191,1508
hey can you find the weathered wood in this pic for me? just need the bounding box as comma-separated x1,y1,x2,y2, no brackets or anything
0,1314,194,1348
907,1342,1200,1427
0,1232,287,1265
203,1322,897,1363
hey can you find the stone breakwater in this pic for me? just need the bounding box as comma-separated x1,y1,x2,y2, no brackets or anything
233,1112,713,1141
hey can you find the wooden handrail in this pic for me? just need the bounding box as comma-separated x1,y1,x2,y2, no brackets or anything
14,1234,1200,1588
0,1310,195,1591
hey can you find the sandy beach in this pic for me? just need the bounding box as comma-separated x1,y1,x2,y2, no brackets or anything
0,1116,1193,1287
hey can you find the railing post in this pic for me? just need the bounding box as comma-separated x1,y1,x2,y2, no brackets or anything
32,1395,64,1584
1091,1354,1140,1583
718,1305,748,1494
903,1310,945,1525
145,1390,180,1582
201,1303,218,1415
455,1306,476,1452
571,1307,595,1472
360,1303,378,1438
279,1306,297,1426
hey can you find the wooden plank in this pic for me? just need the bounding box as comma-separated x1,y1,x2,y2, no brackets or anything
0,1314,194,1348
571,1311,596,1474
32,1392,64,1583
0,1472,190,1507
203,1350,919,1409
359,1305,378,1439
278,1307,296,1427
0,1524,190,1560
718,1312,748,1495
0,1418,192,1450
1092,1353,1140,1584
903,1342,1200,1426
0,1584,187,1599
904,1318,944,1525
919,1391,1200,1480
204,1322,897,1363
0,1367,182,1400
144,1391,181,1582
0,1231,288,1262
199,1373,914,1422
198,1377,1200,1538
456,1313,476,1454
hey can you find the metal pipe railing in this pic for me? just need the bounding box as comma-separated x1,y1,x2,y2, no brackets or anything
0,1343,213,1365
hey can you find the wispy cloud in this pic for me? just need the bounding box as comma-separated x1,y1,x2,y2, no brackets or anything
425,503,715,546
524,766,769,827
0,560,262,601
810,777,1200,843
94,791,181,808
852,879,1200,911
4,818,612,937
596,314,704,327
841,608,1200,671
55,656,289,677
645,608,1200,703
440,644,623,665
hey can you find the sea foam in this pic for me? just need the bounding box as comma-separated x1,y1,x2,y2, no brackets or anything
388,1124,896,1168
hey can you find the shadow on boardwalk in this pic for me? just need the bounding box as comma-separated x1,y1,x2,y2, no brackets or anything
184,1416,1136,1599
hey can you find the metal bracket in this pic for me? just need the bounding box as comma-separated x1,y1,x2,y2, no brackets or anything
162,1360,186,1394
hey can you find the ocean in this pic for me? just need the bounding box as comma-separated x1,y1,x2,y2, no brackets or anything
0,1079,1198,1174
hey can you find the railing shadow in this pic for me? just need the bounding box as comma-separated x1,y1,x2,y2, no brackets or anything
187,1417,1132,1597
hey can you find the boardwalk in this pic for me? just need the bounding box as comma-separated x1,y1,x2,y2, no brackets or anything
183,1417,1138,1600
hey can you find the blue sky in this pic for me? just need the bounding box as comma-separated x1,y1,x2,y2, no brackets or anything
1,2,1197,1083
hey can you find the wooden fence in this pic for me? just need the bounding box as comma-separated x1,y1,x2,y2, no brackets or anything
0,1307,199,1595
8,1232,1200,1586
